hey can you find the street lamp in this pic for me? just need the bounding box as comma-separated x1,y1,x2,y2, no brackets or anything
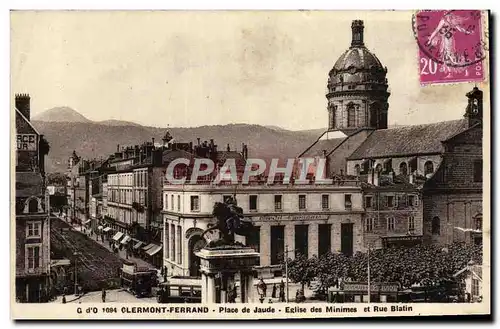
283,245,300,303
73,252,81,296
367,237,383,303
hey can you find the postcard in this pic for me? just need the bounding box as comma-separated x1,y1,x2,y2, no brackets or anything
11,10,490,320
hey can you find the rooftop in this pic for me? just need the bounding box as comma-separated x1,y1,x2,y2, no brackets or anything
348,119,468,160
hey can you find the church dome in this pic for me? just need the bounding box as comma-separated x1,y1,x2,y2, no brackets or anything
333,47,384,72
324,20,390,134
327,20,388,90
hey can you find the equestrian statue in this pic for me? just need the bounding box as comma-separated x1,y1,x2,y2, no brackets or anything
200,196,254,247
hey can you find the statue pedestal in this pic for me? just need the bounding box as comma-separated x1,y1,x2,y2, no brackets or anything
196,245,260,303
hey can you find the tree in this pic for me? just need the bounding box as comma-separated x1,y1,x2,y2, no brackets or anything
47,172,67,186
311,242,483,296
285,254,318,290
316,252,350,290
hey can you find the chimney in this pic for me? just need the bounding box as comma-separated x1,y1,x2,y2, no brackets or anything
351,20,364,47
373,169,379,186
117,144,120,152
152,137,155,146
197,138,201,146
15,94,31,121
189,142,193,153
227,143,230,152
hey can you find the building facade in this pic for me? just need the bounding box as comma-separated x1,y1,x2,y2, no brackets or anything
15,94,51,302
421,88,483,246
163,179,364,278
359,171,423,249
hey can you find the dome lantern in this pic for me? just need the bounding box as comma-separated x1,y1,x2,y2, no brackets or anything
351,20,365,47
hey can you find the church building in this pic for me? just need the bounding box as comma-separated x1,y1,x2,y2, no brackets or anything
299,20,484,249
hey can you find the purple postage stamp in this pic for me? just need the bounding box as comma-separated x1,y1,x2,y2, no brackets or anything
413,10,487,85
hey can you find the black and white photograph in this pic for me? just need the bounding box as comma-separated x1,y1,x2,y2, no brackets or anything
11,10,490,319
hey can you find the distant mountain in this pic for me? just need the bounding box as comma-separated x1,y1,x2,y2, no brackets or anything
32,121,320,173
98,119,143,127
33,107,91,123
265,125,289,132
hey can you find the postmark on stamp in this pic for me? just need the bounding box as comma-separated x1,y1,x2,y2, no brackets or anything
413,10,487,85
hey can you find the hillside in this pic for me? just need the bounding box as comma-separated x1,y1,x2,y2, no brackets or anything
32,107,91,123
32,121,322,173
98,119,143,127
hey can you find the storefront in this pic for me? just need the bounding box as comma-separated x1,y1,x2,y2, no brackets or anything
146,244,163,268
332,282,401,303
382,235,423,248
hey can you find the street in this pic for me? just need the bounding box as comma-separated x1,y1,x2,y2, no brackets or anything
52,289,157,304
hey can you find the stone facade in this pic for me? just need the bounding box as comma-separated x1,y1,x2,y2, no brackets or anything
162,181,364,278
422,123,483,246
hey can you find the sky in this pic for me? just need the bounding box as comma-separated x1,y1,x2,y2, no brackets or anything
10,11,488,130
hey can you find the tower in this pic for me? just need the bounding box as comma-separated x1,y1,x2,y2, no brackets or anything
326,20,390,134
464,87,483,128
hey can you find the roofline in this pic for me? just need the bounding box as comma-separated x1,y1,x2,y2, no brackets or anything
348,151,442,161
15,108,40,135
298,130,328,157
299,128,374,158
443,122,481,143
326,129,374,157
453,266,483,282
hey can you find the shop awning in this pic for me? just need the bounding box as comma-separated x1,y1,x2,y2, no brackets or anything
112,232,124,241
121,235,132,245
142,243,155,251
146,245,162,256
97,225,103,230
103,227,112,232
133,241,144,249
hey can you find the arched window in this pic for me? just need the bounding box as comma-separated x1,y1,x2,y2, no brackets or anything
329,105,337,129
432,216,440,235
370,108,378,127
383,159,392,173
347,104,356,127
399,162,408,176
354,164,361,176
28,198,39,213
375,164,382,173
424,161,434,175
474,213,482,230
362,160,371,174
